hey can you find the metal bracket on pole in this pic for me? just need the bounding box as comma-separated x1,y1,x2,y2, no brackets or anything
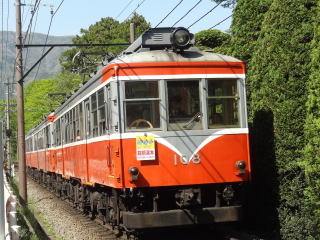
18,46,54,84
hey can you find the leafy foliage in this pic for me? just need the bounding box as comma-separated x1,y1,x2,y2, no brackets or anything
248,0,317,239
212,0,238,8
303,0,320,233
24,73,82,132
195,29,231,54
60,14,150,75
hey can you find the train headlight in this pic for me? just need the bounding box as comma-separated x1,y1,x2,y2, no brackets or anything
171,27,192,49
235,160,247,175
128,166,140,182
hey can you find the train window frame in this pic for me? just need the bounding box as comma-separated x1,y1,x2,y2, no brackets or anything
91,93,98,137
123,80,161,132
166,79,203,131
84,98,91,138
97,88,107,136
206,78,240,129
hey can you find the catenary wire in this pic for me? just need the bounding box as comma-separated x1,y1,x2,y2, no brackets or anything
154,0,183,28
124,0,146,22
116,0,135,20
187,1,222,29
12,0,40,84
33,0,65,81
172,0,202,27
1,0,4,86
3,0,9,82
24,3,40,72
209,14,232,29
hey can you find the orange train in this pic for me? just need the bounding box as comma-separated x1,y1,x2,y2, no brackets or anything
26,27,251,230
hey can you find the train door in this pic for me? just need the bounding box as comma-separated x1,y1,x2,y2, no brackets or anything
84,99,90,182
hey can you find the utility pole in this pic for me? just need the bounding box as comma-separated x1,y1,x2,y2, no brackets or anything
130,23,135,43
6,80,12,176
0,121,5,240
15,0,27,204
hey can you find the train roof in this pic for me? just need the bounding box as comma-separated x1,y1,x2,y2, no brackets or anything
114,48,242,65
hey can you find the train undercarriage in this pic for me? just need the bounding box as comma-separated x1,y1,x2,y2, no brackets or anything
27,167,245,233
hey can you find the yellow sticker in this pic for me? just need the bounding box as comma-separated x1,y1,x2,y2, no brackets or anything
136,135,155,160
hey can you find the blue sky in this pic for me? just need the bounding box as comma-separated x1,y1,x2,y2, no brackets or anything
4,0,233,36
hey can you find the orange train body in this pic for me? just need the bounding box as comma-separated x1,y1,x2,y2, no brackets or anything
25,27,251,230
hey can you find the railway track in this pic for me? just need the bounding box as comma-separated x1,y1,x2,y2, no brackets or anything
26,177,263,240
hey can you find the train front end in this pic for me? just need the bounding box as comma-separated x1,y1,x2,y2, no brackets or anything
104,28,251,229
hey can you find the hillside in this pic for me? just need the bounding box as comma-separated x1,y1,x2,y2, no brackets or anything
0,31,73,99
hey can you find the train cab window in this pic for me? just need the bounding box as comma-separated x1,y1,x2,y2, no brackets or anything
97,89,107,135
124,81,160,131
207,79,240,128
167,81,202,131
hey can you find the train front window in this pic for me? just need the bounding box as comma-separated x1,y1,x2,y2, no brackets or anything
167,80,202,131
124,81,160,131
207,79,240,128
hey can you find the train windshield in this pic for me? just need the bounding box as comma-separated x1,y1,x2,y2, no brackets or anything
207,79,240,128
167,80,202,131
125,81,160,130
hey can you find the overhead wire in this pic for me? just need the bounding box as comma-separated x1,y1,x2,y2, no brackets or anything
11,0,41,85
187,1,222,29
24,3,40,72
209,14,232,30
116,0,135,20
124,0,146,22
1,0,4,86
172,0,202,27
33,0,65,81
3,0,10,83
154,0,183,28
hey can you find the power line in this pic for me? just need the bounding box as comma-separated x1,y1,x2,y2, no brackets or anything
187,1,222,29
116,0,135,20
23,0,41,46
24,3,40,72
33,0,65,81
172,0,202,27
124,0,146,22
3,0,10,82
154,0,183,28
1,0,4,86
209,15,232,29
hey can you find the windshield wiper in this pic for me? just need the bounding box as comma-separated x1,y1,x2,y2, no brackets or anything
183,112,202,129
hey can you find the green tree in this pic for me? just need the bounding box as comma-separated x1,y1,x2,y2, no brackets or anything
60,14,150,74
195,29,231,54
249,0,317,239
24,73,82,132
303,1,320,233
229,1,276,236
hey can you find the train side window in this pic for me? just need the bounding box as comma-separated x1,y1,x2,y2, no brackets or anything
71,108,76,142
167,80,202,131
57,118,61,146
46,126,50,148
124,81,160,131
98,89,106,136
85,99,91,138
207,79,240,129
91,93,98,137
75,105,80,141
79,103,84,140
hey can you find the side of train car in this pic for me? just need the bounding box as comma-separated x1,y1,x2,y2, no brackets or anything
25,28,251,230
